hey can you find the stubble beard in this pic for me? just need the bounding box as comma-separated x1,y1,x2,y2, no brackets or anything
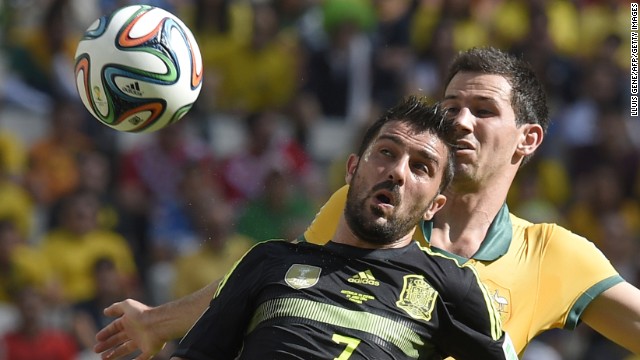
345,178,428,246
451,157,482,190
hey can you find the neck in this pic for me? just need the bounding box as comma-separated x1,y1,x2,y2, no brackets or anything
332,216,414,249
430,174,512,257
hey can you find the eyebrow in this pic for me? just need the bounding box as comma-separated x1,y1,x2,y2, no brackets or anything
377,133,442,167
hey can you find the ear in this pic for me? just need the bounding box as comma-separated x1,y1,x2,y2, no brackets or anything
345,154,359,184
516,123,544,156
423,194,446,221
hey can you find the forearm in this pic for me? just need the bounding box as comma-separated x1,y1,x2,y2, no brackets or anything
153,279,220,341
95,280,221,360
582,282,640,355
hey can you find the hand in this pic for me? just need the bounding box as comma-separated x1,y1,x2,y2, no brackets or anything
94,299,166,360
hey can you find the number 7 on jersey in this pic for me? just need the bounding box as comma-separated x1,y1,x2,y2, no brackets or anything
332,333,361,360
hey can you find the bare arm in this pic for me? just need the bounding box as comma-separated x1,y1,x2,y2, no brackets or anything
581,281,640,355
94,279,220,360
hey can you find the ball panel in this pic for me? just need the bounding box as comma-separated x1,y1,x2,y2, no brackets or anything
74,56,95,117
105,54,176,83
117,102,166,132
177,24,202,91
73,4,202,133
83,18,108,38
171,104,194,125
118,8,164,47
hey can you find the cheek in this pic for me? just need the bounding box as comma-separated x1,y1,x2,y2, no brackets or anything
354,158,382,180
349,170,369,190
405,186,433,209
481,129,517,153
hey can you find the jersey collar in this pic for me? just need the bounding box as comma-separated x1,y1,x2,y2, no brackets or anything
420,203,513,263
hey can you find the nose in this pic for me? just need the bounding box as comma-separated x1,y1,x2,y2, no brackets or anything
453,107,474,134
387,156,408,186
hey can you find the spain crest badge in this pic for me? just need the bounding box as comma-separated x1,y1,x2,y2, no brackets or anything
396,274,438,321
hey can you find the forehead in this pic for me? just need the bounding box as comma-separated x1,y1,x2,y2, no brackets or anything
374,121,447,158
444,72,512,104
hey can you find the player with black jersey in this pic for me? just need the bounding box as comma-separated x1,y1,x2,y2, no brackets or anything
171,97,517,360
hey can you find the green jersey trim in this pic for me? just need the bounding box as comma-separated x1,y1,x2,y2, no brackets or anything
248,297,425,358
421,203,513,262
564,275,625,329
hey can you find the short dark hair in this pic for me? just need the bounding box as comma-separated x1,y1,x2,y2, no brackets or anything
356,96,455,193
444,47,549,165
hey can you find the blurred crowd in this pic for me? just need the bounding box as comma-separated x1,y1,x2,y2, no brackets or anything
0,0,635,359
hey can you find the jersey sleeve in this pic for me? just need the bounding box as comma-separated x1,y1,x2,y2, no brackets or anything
172,242,274,360
303,185,348,244
536,224,623,329
435,265,518,360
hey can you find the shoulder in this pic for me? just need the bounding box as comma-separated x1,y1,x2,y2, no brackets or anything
413,245,481,298
421,247,467,273
510,212,613,265
510,213,590,247
415,246,503,340
222,240,326,286
245,239,292,252
239,239,306,262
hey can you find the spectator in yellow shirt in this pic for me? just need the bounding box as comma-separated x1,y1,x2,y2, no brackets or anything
40,190,137,304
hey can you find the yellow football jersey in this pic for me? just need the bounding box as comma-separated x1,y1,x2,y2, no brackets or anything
303,185,623,355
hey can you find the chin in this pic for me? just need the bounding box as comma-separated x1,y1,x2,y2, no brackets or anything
454,164,472,177
452,167,478,186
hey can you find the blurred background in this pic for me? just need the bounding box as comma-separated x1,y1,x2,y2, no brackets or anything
0,0,635,359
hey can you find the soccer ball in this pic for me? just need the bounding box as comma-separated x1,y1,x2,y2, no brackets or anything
74,5,203,133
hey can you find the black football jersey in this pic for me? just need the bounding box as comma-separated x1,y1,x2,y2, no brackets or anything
173,240,516,360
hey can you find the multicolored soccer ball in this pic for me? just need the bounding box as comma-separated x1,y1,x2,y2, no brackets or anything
74,5,203,133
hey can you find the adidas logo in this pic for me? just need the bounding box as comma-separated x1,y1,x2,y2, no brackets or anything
347,270,379,286
122,81,143,96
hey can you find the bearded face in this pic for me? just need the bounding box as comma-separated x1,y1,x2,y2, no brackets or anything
342,121,449,247
344,169,434,246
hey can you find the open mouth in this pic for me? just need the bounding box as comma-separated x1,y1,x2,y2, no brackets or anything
376,193,391,204
373,190,396,208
